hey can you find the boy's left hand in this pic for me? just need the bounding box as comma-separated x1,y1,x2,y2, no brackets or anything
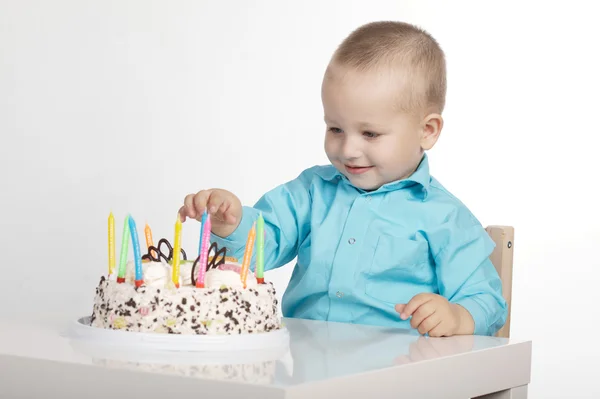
395,293,474,337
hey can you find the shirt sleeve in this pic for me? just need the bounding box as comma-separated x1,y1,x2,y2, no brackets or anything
210,168,314,272
426,209,508,336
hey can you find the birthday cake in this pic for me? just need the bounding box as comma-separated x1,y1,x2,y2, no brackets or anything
90,213,281,335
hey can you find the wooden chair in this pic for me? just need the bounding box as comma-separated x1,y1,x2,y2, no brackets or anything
485,226,515,338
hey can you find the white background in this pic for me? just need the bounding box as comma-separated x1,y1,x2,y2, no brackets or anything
1,1,599,397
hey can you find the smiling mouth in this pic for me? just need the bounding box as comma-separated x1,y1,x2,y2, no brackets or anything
344,165,373,175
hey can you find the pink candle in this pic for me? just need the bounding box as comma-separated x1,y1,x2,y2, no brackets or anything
195,213,212,288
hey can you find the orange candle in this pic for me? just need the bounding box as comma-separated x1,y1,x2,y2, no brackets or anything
144,223,155,259
240,222,256,289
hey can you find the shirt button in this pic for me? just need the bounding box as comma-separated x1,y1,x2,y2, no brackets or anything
348,238,356,245
336,291,344,298
366,195,372,202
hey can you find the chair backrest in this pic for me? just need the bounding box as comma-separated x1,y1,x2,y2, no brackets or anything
485,225,515,338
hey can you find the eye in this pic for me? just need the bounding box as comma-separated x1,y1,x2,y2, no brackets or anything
328,127,343,134
363,131,380,139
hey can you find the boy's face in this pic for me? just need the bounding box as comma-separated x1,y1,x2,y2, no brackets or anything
322,64,439,191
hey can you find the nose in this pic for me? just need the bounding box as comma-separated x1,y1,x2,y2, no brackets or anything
341,136,362,160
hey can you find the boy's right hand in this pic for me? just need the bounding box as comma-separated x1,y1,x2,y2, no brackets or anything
179,189,243,238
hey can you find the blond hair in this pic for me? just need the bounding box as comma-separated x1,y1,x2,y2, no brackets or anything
331,21,446,114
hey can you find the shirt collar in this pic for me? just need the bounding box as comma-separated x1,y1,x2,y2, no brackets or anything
316,153,431,199
381,153,431,198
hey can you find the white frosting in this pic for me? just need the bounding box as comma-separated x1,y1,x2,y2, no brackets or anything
180,261,194,286
205,269,257,289
124,260,257,289
125,261,169,288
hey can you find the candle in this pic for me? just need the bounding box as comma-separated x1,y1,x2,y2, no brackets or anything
197,210,207,256
144,222,155,260
240,222,256,289
117,215,130,283
108,212,116,276
128,216,144,287
195,213,211,288
255,213,265,284
172,215,183,288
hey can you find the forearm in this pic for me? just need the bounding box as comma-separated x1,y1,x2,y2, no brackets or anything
210,206,260,261
211,205,299,271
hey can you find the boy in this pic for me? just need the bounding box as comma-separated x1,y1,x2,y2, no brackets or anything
179,21,507,337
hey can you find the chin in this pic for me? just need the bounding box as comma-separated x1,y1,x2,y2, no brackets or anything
357,183,382,191
347,176,382,191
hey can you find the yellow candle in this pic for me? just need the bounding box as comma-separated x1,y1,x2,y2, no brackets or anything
240,222,256,289
108,212,115,275
172,215,182,288
144,223,155,259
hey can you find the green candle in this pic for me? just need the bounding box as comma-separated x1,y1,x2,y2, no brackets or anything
255,212,265,283
117,215,130,283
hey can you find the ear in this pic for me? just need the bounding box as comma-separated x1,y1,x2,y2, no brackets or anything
420,113,443,150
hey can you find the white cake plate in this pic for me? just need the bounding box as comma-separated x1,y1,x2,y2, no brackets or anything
69,316,290,364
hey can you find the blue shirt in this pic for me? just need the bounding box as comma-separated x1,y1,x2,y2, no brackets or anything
212,154,507,336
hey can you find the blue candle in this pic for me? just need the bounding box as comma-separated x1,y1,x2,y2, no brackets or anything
128,215,144,287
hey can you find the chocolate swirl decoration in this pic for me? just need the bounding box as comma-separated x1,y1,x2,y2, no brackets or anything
191,242,227,286
141,238,187,263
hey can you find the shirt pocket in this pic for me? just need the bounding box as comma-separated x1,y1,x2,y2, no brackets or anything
364,234,433,304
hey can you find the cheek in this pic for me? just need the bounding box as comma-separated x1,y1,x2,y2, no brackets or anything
324,134,337,155
370,140,396,162
372,138,413,166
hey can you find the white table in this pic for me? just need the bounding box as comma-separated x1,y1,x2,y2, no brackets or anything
0,317,531,399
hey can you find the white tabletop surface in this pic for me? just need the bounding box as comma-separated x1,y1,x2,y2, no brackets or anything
0,316,532,398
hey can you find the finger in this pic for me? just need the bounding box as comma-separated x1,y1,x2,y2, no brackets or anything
183,194,197,219
209,199,228,223
395,304,406,316
206,191,225,215
218,201,229,218
417,312,441,335
401,294,433,320
178,206,187,222
193,190,212,218
218,201,238,224
427,320,448,337
410,304,435,329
